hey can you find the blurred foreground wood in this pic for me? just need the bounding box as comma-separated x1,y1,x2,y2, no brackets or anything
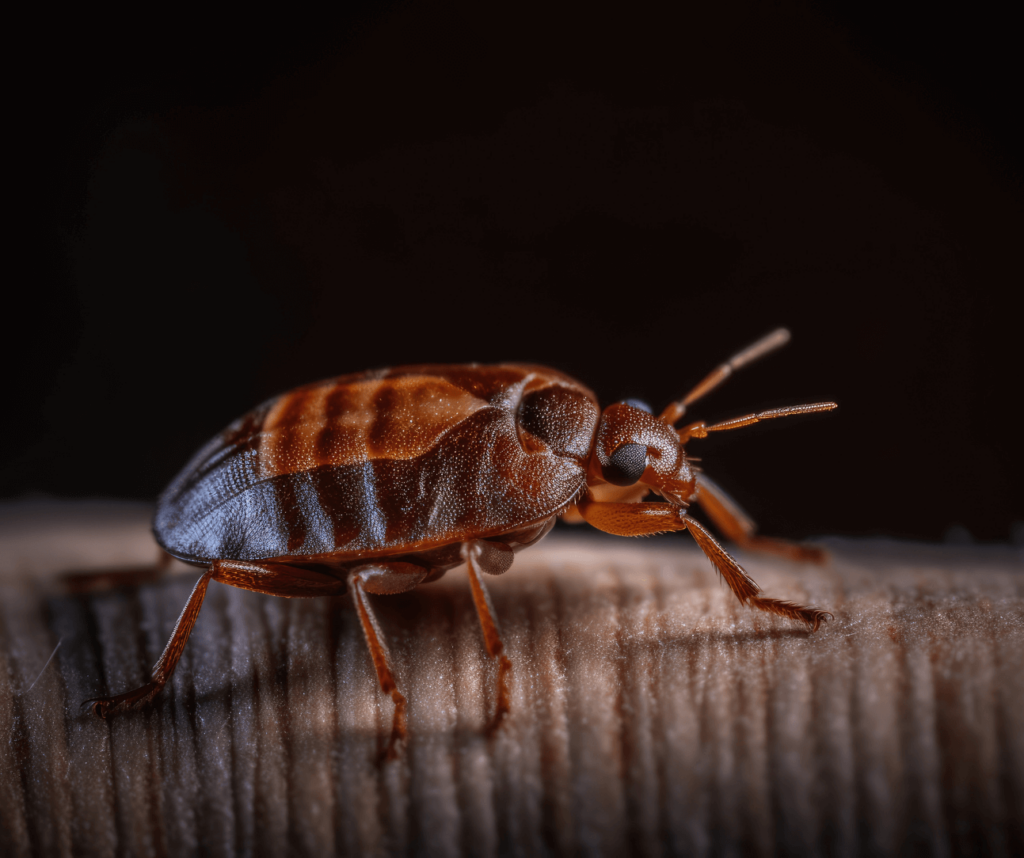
1,500,1022,857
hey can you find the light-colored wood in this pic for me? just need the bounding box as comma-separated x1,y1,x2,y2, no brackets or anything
2,501,1022,856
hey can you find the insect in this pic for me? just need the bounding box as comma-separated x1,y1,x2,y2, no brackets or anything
87,329,835,750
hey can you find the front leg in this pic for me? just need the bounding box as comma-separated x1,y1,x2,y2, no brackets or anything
575,497,832,630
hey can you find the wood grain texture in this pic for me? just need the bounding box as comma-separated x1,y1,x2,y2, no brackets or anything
1,501,1022,857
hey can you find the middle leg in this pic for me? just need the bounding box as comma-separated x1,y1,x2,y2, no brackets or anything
348,562,429,758
462,539,515,730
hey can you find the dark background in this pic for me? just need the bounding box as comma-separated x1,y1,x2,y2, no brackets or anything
7,0,1022,542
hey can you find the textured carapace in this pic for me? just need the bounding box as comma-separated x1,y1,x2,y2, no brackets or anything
155,365,599,564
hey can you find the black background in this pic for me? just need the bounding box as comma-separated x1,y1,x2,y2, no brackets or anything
8,0,1023,542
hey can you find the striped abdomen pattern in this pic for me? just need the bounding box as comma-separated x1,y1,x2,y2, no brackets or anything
154,365,600,564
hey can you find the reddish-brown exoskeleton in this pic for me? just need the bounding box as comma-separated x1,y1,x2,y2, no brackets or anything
87,329,835,752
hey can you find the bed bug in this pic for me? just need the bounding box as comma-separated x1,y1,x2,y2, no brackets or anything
87,328,835,750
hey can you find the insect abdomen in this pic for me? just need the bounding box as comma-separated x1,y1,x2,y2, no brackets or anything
154,367,598,564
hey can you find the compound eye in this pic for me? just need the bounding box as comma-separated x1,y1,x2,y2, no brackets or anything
604,443,648,486
618,399,652,413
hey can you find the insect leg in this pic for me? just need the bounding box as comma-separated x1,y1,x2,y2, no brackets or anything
561,482,649,524
349,563,428,758
85,559,349,717
85,569,214,717
575,497,691,536
696,474,826,562
684,518,832,630
462,540,515,730
575,497,831,630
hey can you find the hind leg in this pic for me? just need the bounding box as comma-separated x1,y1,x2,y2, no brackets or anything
86,558,350,717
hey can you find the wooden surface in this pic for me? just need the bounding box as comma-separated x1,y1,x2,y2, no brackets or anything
1,500,1022,857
